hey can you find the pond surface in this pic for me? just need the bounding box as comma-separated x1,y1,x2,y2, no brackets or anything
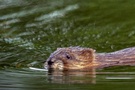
1,0,135,90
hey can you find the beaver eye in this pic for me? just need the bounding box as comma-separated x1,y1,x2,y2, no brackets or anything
48,60,54,65
65,54,72,59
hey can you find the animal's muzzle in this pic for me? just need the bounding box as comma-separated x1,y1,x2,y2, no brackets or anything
44,60,64,71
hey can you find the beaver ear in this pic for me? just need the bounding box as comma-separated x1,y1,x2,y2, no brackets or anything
81,48,95,56
80,48,95,62
57,48,62,50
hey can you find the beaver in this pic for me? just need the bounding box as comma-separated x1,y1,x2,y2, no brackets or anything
44,47,135,71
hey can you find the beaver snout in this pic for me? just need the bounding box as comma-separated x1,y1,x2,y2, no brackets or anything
44,59,64,71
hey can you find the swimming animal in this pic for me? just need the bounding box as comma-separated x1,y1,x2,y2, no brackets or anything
44,47,135,71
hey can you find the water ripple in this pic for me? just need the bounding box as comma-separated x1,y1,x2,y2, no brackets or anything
26,4,79,27
4,37,34,49
0,19,20,29
106,76,134,80
0,0,28,9
0,6,48,20
36,4,79,21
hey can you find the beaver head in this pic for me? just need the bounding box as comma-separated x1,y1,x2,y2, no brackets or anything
44,47,97,71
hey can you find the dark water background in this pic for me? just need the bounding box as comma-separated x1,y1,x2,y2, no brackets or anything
1,0,135,90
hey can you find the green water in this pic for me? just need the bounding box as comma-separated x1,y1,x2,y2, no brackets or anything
1,0,135,90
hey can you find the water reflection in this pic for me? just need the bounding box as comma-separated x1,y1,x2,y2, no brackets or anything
1,68,135,90
46,70,135,84
47,68,96,84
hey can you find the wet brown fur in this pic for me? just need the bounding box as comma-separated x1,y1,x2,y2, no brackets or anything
44,47,135,71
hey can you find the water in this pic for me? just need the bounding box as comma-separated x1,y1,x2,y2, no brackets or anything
1,69,135,90
1,0,135,90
